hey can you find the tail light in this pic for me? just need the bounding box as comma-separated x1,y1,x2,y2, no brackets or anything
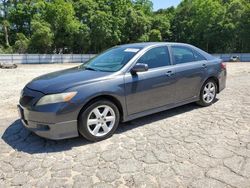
221,62,226,70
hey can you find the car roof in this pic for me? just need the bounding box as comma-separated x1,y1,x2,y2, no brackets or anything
118,42,216,61
118,42,190,49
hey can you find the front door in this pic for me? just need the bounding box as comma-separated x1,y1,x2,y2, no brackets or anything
125,46,176,115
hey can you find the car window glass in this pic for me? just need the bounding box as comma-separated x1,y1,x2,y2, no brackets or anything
137,46,171,69
82,47,142,72
193,50,206,61
172,46,195,64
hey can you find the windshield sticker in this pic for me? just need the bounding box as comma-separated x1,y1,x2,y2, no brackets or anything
124,48,140,53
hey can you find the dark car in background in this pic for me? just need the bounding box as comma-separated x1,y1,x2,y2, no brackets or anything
18,42,227,141
230,55,240,62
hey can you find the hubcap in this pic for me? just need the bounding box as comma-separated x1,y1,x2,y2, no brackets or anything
203,82,216,103
87,105,116,137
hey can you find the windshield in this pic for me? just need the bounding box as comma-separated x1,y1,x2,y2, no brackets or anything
82,47,142,72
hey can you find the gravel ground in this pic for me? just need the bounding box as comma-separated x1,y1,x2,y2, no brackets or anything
0,63,250,188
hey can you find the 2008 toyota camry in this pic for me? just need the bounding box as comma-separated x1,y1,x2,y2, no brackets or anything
18,42,227,141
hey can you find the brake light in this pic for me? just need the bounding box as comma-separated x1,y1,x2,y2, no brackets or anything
221,62,226,70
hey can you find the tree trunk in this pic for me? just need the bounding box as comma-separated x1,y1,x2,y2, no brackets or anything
3,23,10,47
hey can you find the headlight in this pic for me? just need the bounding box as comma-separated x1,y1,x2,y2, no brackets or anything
36,92,77,106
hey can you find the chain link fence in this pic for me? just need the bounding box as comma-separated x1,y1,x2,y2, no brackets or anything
0,53,250,64
0,54,96,64
213,53,250,62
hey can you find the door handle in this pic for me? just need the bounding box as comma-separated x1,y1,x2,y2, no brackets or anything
165,71,174,77
202,64,207,68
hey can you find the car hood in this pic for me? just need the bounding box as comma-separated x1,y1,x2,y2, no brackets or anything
26,66,113,94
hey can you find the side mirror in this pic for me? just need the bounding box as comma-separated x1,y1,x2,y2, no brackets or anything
131,63,148,74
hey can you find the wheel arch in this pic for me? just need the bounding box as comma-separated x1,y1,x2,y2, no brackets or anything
206,76,219,93
201,76,219,94
77,94,125,123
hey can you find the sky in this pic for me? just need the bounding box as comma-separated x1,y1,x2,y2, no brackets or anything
152,0,182,10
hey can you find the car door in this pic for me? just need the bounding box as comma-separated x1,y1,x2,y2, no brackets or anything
170,45,207,103
124,46,176,115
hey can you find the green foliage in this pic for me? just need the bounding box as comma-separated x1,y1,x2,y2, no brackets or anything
151,13,171,41
148,29,162,41
171,0,250,53
134,0,153,15
240,1,250,52
13,33,29,53
123,8,151,43
0,45,13,54
44,0,81,53
29,19,54,53
89,10,114,52
0,0,250,53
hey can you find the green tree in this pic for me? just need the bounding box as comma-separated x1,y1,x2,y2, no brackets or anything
123,8,151,43
134,0,153,15
148,29,162,41
73,0,97,25
29,19,54,53
8,0,37,37
240,0,250,52
71,23,90,53
221,0,245,52
172,0,226,53
13,33,29,53
1,0,250,54
44,0,81,53
151,13,171,41
1,0,46,47
89,10,114,52
1,20,10,46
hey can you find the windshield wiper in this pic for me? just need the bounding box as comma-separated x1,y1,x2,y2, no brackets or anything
84,67,98,71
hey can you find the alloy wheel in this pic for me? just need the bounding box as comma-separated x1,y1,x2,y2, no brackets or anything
203,82,216,103
87,105,116,137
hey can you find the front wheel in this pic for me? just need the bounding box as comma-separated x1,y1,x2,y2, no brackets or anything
197,79,217,107
78,100,120,142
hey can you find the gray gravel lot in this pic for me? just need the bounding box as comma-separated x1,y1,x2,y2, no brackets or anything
0,63,250,187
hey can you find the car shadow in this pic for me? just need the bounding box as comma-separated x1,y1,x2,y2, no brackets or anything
1,101,217,154
116,102,201,134
1,119,90,154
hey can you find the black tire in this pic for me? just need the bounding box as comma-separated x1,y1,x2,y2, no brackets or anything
196,79,217,107
78,99,120,142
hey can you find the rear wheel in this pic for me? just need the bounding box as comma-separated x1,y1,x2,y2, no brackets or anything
78,100,120,141
197,79,217,107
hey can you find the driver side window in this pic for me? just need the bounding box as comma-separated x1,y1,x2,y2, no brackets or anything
137,46,171,69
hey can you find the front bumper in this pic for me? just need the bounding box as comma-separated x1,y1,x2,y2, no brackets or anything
18,104,79,140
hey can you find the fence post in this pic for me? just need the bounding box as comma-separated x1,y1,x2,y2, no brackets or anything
26,54,28,64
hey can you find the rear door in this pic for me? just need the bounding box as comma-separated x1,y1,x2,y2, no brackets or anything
125,46,176,115
170,45,207,103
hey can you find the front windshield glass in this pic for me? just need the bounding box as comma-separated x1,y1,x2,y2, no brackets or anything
82,47,142,72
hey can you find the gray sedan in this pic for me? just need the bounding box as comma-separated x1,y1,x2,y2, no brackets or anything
18,42,227,141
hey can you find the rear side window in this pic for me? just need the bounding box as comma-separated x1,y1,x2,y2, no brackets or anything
193,50,206,61
137,46,171,69
172,46,206,64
